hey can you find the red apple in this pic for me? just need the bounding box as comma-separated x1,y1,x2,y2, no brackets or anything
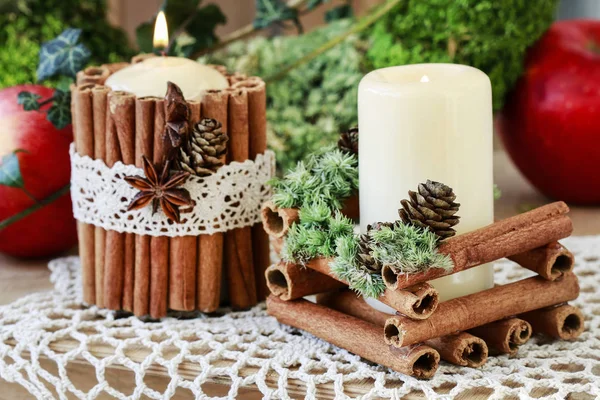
498,20,600,204
0,85,77,257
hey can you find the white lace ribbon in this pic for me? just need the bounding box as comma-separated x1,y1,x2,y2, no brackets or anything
70,144,275,237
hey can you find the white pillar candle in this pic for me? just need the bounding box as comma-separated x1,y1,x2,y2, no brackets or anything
358,63,494,303
105,56,229,100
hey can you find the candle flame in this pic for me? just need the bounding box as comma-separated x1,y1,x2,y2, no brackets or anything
420,75,430,83
153,11,169,49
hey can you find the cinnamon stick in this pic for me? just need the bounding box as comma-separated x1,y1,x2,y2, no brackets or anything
150,98,169,318
102,62,130,75
267,296,440,379
266,262,345,301
340,194,360,221
206,64,228,76
384,272,580,348
111,91,136,312
104,91,125,311
520,304,585,340
383,202,573,290
197,89,228,313
234,77,271,302
72,84,96,304
272,236,284,257
509,242,574,281
76,66,110,86
307,258,439,319
261,201,299,238
92,86,109,308
225,89,257,309
165,86,195,312
425,333,488,368
468,318,532,355
317,290,486,367
133,96,156,316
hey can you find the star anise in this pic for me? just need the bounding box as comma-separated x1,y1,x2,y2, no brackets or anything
124,156,193,223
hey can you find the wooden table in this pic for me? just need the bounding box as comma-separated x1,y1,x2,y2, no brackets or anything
1,152,598,399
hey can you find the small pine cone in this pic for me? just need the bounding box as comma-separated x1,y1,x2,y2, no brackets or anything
178,118,229,176
398,180,460,240
356,233,380,273
338,127,358,155
367,221,396,232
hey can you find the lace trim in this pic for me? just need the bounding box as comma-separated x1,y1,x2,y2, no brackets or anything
70,144,275,236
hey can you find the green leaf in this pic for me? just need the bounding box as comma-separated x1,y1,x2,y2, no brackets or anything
17,91,42,111
47,89,71,129
186,4,227,54
56,75,74,92
37,28,91,82
136,0,204,53
325,4,352,22
0,150,26,189
307,0,326,10
254,0,299,29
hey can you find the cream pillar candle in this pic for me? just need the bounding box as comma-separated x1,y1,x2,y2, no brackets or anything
358,64,494,303
105,57,229,100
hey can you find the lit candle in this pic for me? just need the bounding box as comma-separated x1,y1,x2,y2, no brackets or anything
105,11,228,100
358,64,494,303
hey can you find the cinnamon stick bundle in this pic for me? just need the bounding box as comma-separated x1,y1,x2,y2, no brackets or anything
383,202,573,291
384,272,580,348
509,242,574,281
307,258,440,319
261,202,299,238
424,333,488,368
266,262,345,301
150,98,169,318
111,92,136,312
225,89,257,309
317,290,486,367
197,90,229,313
272,237,284,257
91,86,109,308
103,91,126,310
468,318,532,355
76,66,110,86
267,296,440,379
102,62,130,75
133,96,156,316
72,84,96,304
520,304,585,340
234,78,271,302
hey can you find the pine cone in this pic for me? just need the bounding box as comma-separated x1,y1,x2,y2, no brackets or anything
356,233,380,273
367,221,396,232
398,180,460,240
178,119,229,176
338,127,358,155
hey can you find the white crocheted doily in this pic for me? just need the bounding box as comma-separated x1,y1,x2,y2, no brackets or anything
70,144,276,236
1,236,599,400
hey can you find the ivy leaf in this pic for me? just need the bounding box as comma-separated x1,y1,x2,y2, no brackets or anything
325,4,352,22
254,0,300,30
186,4,227,54
136,0,203,53
47,90,71,129
0,150,26,189
37,28,91,82
56,76,74,92
17,92,42,111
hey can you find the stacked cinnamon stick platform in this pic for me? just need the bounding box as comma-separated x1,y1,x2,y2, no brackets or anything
263,201,584,378
72,59,271,318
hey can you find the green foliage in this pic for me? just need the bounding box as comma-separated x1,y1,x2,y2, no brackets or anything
325,4,353,23
494,184,502,200
330,235,386,298
46,89,72,129
365,0,558,111
136,0,226,57
368,223,453,274
0,0,134,88
0,150,25,189
270,148,358,210
203,19,364,173
17,92,42,111
36,28,90,81
254,0,300,31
